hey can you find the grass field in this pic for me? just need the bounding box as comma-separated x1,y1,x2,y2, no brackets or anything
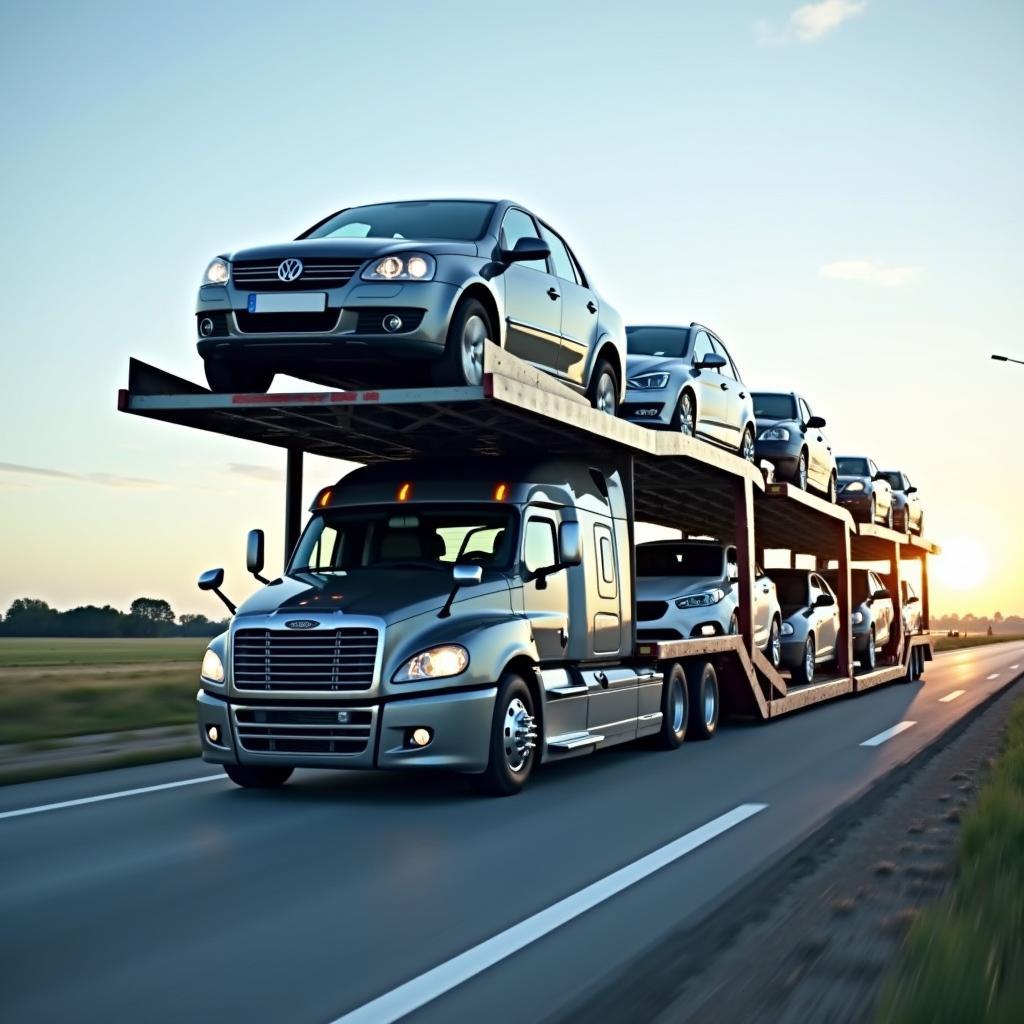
932,633,1024,653
0,638,207,745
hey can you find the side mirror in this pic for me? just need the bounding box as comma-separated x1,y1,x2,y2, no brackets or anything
694,352,727,371
197,568,236,614
439,563,483,618
814,593,835,607
906,485,918,494
906,595,919,605
558,521,582,567
246,529,269,583
502,237,550,264
806,415,826,429
873,588,890,601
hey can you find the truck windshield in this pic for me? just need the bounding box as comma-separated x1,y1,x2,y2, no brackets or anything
836,457,870,476
752,393,798,421
636,544,723,577
626,327,690,358
305,201,495,241
290,506,517,574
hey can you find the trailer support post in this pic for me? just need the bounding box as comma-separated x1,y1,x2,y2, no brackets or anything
733,476,756,657
834,523,853,678
881,543,904,665
285,447,304,564
920,554,930,631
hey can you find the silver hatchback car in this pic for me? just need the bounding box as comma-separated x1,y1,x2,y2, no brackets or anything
621,324,757,460
196,199,626,410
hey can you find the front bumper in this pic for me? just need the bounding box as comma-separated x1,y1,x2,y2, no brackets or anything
197,685,497,773
621,389,672,427
838,492,872,518
754,440,800,482
635,600,733,642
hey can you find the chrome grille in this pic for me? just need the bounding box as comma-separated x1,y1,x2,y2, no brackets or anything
231,258,363,291
233,706,373,755
233,627,378,691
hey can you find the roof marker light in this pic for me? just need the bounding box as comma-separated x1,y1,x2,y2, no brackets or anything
493,482,509,501
319,490,332,507
397,482,413,502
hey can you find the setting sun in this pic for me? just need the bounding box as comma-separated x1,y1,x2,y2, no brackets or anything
933,536,991,591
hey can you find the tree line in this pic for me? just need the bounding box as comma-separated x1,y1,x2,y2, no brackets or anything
931,612,1024,635
0,598,229,638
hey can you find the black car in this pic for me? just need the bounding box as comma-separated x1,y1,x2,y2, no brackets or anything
752,392,837,500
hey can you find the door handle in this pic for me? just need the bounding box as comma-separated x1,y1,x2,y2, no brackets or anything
720,382,729,391
739,392,746,399
586,300,597,314
547,287,560,300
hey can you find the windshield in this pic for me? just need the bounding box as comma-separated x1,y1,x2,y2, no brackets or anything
773,573,808,610
881,472,904,490
626,327,691,358
636,543,723,577
837,457,870,476
306,201,495,241
752,393,798,421
290,505,517,574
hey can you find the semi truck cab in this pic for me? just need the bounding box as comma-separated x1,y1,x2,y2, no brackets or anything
196,456,669,794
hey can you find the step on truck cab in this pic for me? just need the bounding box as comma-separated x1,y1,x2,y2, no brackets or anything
196,456,679,795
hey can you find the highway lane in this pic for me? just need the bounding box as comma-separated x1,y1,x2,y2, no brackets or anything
1,641,1021,1024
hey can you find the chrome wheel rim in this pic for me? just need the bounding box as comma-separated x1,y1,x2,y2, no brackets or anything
460,314,487,385
703,684,716,727
798,455,808,489
594,371,617,415
771,623,781,666
679,393,695,436
728,614,739,635
502,697,536,773
671,679,685,732
805,639,815,680
828,476,836,502
741,430,755,462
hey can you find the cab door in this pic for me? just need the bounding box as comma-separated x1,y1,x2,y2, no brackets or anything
499,208,563,374
521,511,569,661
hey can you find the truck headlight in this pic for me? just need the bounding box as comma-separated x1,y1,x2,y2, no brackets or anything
627,373,670,390
781,621,794,636
394,644,468,682
844,481,865,493
203,258,230,285
361,253,436,282
758,426,790,441
852,611,864,625
675,588,725,609
201,648,225,683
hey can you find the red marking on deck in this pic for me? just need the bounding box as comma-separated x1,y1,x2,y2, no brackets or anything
233,392,329,405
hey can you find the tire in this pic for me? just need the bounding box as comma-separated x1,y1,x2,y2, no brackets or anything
863,627,877,671
654,662,689,749
727,611,740,635
739,426,756,463
865,497,876,525
905,644,920,682
474,671,538,796
432,298,491,387
795,450,809,490
204,359,274,394
223,764,293,789
916,646,927,678
826,473,837,503
791,634,816,686
685,660,719,741
671,390,697,436
587,357,619,416
886,504,894,530
915,513,924,537
767,616,782,669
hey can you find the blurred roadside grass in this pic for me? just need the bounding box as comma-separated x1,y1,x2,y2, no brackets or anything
932,634,1024,653
877,695,1024,1022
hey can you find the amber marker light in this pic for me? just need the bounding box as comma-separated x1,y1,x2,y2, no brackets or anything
397,482,413,502
493,482,510,501
318,489,332,508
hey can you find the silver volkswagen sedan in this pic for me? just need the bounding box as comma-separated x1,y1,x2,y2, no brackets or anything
195,199,626,410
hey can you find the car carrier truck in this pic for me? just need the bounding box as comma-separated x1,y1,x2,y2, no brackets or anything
118,342,938,795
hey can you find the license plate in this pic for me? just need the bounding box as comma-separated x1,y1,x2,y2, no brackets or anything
247,293,327,313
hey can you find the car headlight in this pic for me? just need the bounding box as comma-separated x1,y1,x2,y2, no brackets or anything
203,258,230,285
781,621,794,636
758,426,790,441
852,611,864,625
393,644,468,682
675,588,725,609
627,373,670,390
361,253,437,282
201,648,225,683
845,481,865,492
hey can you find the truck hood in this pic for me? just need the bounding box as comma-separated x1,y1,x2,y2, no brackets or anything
626,355,684,379
226,238,479,262
636,575,726,601
234,569,510,625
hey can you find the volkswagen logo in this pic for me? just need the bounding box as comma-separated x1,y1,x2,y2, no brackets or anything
285,619,318,630
277,258,303,283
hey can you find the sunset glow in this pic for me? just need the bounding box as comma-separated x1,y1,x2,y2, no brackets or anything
933,537,991,592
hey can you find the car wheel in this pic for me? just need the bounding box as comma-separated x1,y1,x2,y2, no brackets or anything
916,513,924,536
866,496,876,525
474,671,538,796
587,357,619,416
654,662,689,749
795,450,809,490
223,764,293,789
672,390,697,436
433,298,491,387
739,426,756,463
767,617,782,669
684,660,719,740
864,627,877,671
826,473,837,503
204,359,274,394
792,634,815,686
727,611,740,635
886,504,894,529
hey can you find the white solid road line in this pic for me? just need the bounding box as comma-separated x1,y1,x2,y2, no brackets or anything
329,803,768,1024
0,775,224,821
1011,664,1021,671
861,721,917,747
987,673,1001,680
939,690,966,703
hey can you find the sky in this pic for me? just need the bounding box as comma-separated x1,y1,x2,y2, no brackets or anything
0,0,1022,619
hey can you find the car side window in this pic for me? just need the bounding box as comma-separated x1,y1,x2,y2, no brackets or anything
692,331,715,367
727,548,738,582
799,398,812,424
524,516,557,574
869,459,879,478
565,242,588,287
538,223,578,283
710,337,736,379
755,563,765,580
500,208,548,273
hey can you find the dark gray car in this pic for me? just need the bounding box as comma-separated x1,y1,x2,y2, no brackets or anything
771,568,841,685
823,568,895,671
752,391,838,500
880,470,924,535
836,455,894,527
196,199,625,411
620,324,757,460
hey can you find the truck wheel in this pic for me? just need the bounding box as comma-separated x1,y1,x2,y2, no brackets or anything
792,635,815,686
475,672,538,796
433,297,491,387
916,646,927,678
655,663,689,749
223,764,293,788
587,357,619,416
204,359,274,394
685,660,719,741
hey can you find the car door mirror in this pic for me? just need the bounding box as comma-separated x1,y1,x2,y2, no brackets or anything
558,521,582,567
873,588,890,601
806,415,826,429
503,237,550,264
906,485,918,494
694,352,727,371
905,595,919,605
814,593,835,607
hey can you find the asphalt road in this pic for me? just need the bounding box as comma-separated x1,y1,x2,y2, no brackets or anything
1,642,1021,1024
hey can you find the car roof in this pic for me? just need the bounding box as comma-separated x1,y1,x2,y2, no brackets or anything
626,324,693,332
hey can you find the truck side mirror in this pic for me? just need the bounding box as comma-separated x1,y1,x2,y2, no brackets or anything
558,522,582,567
246,528,269,583
197,568,236,614
438,563,483,618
